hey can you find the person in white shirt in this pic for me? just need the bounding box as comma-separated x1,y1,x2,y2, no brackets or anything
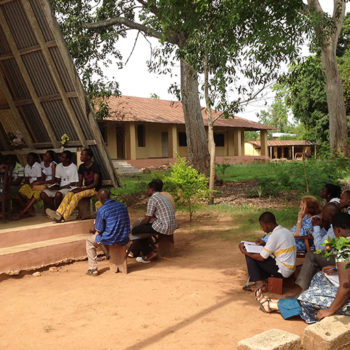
17,153,43,218
40,150,56,183
41,150,78,210
295,202,339,291
239,211,296,292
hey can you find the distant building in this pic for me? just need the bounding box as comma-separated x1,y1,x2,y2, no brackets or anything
98,96,274,160
245,140,315,160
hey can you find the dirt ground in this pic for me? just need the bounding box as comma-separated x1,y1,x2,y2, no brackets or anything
0,209,307,350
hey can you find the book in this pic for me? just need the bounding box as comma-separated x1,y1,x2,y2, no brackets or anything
241,241,263,254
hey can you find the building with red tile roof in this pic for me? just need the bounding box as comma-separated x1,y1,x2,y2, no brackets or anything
98,96,273,160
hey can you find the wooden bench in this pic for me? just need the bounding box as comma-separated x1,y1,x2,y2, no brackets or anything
267,275,296,294
108,244,127,274
128,232,175,257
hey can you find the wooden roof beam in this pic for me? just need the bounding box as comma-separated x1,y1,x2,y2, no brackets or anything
0,7,59,148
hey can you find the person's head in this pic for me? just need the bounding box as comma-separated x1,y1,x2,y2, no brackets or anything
97,188,110,204
332,212,350,237
60,150,73,166
322,202,340,228
80,148,93,163
340,190,350,209
259,211,277,233
4,154,18,168
300,195,321,216
27,152,38,166
43,150,55,163
147,180,163,196
321,184,341,202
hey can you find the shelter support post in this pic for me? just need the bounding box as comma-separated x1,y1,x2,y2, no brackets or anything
292,146,295,160
240,130,245,156
126,122,136,160
260,130,268,156
169,125,178,158
233,128,242,156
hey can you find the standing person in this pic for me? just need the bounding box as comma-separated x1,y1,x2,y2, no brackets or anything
130,180,176,263
86,189,130,276
239,212,296,292
255,213,350,324
295,202,339,291
320,183,341,205
40,150,78,210
340,190,350,214
17,153,43,218
46,148,101,222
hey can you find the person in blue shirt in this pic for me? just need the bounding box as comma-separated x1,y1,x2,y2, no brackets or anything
86,188,130,276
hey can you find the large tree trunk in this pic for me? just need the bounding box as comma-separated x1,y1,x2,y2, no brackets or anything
321,41,349,155
180,59,210,174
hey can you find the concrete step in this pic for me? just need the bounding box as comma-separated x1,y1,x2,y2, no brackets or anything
0,219,94,274
0,233,88,274
113,160,141,175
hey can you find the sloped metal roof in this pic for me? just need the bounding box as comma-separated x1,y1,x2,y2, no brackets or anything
249,140,314,148
105,96,275,131
0,0,118,186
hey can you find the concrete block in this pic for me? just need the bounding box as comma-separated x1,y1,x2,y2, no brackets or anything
237,328,301,350
303,315,350,350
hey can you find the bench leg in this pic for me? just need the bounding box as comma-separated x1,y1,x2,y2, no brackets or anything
157,234,174,257
109,244,128,274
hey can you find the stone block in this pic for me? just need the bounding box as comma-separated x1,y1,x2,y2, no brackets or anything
303,315,350,350
237,328,300,350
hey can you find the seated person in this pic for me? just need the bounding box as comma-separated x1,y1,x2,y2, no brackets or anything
290,195,321,253
153,178,175,209
17,153,43,218
255,212,350,324
85,189,130,276
295,202,339,291
46,148,101,222
40,150,57,184
239,211,296,292
129,180,176,263
320,183,341,205
41,150,78,210
340,190,350,215
4,154,24,195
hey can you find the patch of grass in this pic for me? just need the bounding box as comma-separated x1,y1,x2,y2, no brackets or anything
198,204,298,242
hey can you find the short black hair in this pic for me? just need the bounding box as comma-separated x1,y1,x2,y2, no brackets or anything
332,212,350,230
28,152,39,162
259,211,277,224
324,184,341,199
148,180,162,192
82,148,93,159
46,150,56,162
62,150,73,161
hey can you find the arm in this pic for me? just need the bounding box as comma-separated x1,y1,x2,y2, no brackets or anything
317,262,350,320
294,206,306,236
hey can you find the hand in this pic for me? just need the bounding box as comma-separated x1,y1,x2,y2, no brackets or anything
312,216,322,227
255,239,265,246
322,265,337,275
316,308,333,321
238,242,246,254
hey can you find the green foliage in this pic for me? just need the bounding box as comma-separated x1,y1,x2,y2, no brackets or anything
316,237,350,268
216,163,231,178
165,156,210,220
216,159,350,197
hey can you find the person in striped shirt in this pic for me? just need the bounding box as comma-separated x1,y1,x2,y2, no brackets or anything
239,211,296,292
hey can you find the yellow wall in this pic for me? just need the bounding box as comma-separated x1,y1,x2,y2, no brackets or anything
244,142,260,156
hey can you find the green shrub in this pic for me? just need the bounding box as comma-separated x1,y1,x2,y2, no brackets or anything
164,156,210,220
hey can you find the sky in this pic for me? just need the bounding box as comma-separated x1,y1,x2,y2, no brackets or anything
104,1,341,122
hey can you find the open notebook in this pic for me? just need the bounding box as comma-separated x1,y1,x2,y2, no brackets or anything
241,241,263,254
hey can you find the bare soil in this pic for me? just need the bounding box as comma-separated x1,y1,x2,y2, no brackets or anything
0,209,306,350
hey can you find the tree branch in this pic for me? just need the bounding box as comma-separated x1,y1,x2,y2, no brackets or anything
86,17,164,41
307,0,324,14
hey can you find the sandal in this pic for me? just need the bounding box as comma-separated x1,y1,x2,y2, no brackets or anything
258,297,272,313
86,269,98,276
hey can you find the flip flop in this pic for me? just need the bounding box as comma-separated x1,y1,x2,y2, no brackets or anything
258,297,272,313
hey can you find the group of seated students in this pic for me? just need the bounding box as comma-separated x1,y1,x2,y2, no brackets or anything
239,183,350,324
0,148,101,221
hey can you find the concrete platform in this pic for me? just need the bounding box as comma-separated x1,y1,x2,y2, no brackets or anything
0,218,93,274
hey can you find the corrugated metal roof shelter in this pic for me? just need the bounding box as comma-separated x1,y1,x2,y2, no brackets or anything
0,0,118,187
